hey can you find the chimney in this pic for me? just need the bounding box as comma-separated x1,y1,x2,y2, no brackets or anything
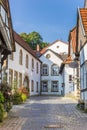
36,44,40,52
84,0,87,8
36,44,41,57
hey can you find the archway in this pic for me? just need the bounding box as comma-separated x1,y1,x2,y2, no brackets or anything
23,76,30,93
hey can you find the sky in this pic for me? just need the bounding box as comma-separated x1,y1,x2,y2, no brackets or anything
9,0,84,43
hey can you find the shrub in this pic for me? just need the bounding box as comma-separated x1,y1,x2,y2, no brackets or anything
18,86,29,97
21,93,27,102
13,92,22,105
0,83,13,112
0,103,4,122
0,91,4,103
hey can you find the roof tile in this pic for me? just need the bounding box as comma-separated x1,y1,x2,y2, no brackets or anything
80,8,87,35
13,31,41,62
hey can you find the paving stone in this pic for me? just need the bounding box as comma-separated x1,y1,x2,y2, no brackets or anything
0,96,87,130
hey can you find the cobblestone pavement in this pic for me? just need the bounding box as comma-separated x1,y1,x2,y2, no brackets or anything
0,96,87,130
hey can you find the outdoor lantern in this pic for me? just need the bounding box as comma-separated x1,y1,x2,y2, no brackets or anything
69,61,78,68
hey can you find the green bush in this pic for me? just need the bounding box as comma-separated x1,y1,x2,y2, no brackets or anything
13,92,22,105
21,93,27,102
5,102,12,112
18,86,29,97
0,83,13,112
0,103,4,122
0,91,4,103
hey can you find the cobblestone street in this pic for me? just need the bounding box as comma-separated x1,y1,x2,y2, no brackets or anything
0,96,87,130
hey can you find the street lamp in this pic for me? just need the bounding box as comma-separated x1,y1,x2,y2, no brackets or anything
69,61,78,68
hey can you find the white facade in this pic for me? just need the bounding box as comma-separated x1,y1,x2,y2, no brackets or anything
40,41,68,95
48,40,68,54
80,43,87,100
62,64,77,96
6,41,41,96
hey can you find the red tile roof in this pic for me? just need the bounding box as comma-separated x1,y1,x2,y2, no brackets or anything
13,31,41,62
63,56,73,64
68,27,76,56
80,8,87,35
69,27,76,53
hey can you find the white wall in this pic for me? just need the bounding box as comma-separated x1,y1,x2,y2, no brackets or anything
80,42,87,100
48,41,68,54
7,42,41,96
64,65,76,95
40,50,63,95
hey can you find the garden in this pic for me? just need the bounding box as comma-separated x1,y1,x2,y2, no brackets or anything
0,82,29,122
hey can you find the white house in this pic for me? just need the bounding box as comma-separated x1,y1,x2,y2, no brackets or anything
39,40,68,95
76,0,87,108
4,31,41,96
59,27,79,98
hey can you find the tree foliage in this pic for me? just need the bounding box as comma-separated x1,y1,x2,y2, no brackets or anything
20,31,48,50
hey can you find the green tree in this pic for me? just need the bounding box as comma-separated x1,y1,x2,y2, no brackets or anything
20,33,28,43
40,42,48,49
20,31,48,50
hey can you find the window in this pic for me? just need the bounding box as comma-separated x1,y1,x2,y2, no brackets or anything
32,59,34,69
36,62,38,73
10,52,14,60
46,54,51,59
26,55,28,68
51,81,58,92
57,46,59,48
0,5,10,39
42,81,48,92
36,82,38,92
80,40,82,49
51,64,59,76
19,73,22,87
69,75,72,82
14,71,18,88
19,50,23,65
31,80,34,92
42,64,48,76
9,69,13,86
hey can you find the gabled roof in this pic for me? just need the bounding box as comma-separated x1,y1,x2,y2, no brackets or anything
63,56,73,64
14,31,41,63
79,8,87,35
40,49,68,61
40,40,68,54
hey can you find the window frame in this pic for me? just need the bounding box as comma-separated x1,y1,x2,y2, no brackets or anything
41,81,48,92
31,80,34,92
51,64,59,76
51,81,59,92
19,50,23,65
36,62,38,74
26,54,28,68
42,64,49,76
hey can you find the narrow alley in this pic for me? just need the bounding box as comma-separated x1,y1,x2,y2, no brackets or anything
0,96,87,130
